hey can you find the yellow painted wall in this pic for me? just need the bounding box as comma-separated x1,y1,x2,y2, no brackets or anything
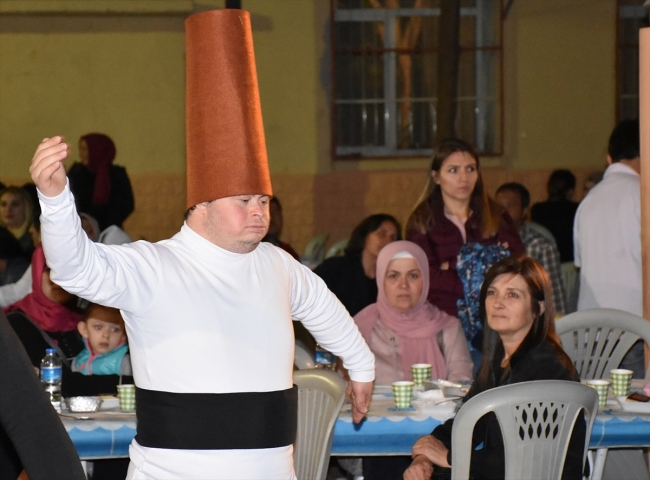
0,0,622,249
505,0,616,170
0,15,187,177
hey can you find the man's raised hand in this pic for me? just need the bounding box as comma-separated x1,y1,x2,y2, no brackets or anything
29,136,69,198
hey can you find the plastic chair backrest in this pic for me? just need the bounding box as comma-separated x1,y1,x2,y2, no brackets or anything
301,233,329,266
451,380,598,480
556,308,650,380
293,369,346,480
294,341,316,369
325,238,349,259
560,262,579,314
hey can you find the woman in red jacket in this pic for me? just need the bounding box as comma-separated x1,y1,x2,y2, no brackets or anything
405,139,524,352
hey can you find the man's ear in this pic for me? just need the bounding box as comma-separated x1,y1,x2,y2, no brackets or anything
523,205,531,221
77,321,88,338
606,154,614,165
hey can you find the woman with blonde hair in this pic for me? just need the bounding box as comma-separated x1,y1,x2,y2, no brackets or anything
405,139,523,351
0,186,35,255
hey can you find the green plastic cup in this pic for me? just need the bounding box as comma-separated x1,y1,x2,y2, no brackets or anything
411,364,432,387
117,384,136,411
585,380,610,408
391,381,415,409
610,369,633,397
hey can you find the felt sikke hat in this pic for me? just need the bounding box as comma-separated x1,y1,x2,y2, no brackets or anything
185,9,273,210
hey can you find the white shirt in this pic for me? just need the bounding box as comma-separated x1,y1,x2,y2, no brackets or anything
0,265,32,307
38,183,374,479
573,162,642,316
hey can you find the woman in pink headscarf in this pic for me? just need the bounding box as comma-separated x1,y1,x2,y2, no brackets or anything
354,240,473,385
67,133,134,231
4,245,83,363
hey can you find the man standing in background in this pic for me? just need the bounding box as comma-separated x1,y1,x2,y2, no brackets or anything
574,118,643,377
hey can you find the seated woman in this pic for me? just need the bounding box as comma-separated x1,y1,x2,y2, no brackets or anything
315,213,401,317
0,186,35,256
354,240,473,385
4,245,84,362
68,133,135,230
403,257,584,480
350,240,472,480
0,186,35,285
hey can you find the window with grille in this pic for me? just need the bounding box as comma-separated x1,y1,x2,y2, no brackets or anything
331,0,503,158
617,0,649,121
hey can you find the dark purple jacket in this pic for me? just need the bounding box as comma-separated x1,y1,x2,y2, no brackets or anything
406,197,524,317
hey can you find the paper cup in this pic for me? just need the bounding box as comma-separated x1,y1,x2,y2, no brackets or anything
411,364,432,386
117,384,136,411
391,381,414,409
585,380,610,408
610,369,633,397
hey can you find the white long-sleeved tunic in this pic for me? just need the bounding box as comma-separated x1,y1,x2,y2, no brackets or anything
39,183,374,479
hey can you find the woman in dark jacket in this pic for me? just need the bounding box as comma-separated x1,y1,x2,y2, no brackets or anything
67,133,134,230
314,213,401,317
405,139,524,348
403,257,584,480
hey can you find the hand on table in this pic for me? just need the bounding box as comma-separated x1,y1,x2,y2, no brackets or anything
347,379,373,424
29,136,70,198
403,454,434,480
412,434,450,468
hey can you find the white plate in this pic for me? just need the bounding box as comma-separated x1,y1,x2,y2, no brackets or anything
100,396,120,410
616,396,650,414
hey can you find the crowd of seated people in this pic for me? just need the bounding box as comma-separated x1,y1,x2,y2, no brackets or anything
0,126,639,480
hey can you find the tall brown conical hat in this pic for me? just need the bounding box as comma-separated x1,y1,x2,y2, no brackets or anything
185,9,272,209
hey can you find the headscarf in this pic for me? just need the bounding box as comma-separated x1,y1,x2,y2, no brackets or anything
4,246,82,333
81,133,116,207
354,240,456,380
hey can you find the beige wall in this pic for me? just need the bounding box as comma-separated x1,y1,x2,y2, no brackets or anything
0,0,619,251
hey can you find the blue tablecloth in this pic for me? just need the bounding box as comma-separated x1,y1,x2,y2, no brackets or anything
62,391,650,459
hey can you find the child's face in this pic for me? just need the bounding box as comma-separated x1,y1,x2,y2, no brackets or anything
80,318,126,355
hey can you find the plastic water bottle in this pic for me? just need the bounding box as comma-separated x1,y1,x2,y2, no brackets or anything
40,348,62,412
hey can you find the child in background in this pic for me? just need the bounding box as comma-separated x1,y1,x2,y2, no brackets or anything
72,304,131,376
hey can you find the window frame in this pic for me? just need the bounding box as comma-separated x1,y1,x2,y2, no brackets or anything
330,2,504,159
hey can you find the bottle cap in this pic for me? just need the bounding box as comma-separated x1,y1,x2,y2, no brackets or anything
46,348,55,354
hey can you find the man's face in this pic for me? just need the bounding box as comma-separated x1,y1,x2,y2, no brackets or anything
191,195,270,253
495,189,524,228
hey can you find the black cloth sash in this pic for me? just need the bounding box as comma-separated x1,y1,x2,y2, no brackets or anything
134,385,298,450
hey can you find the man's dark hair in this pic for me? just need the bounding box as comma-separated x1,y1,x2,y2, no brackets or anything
547,169,576,201
496,182,530,210
345,214,401,257
608,118,640,162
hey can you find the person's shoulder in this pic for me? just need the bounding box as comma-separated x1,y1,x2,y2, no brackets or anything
313,254,353,275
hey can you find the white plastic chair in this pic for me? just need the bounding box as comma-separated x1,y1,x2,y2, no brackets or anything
293,369,346,480
556,308,650,380
451,380,598,480
301,233,329,267
324,238,349,259
294,341,316,369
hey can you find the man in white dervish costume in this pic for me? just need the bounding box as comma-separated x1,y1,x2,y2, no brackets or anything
29,9,374,480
